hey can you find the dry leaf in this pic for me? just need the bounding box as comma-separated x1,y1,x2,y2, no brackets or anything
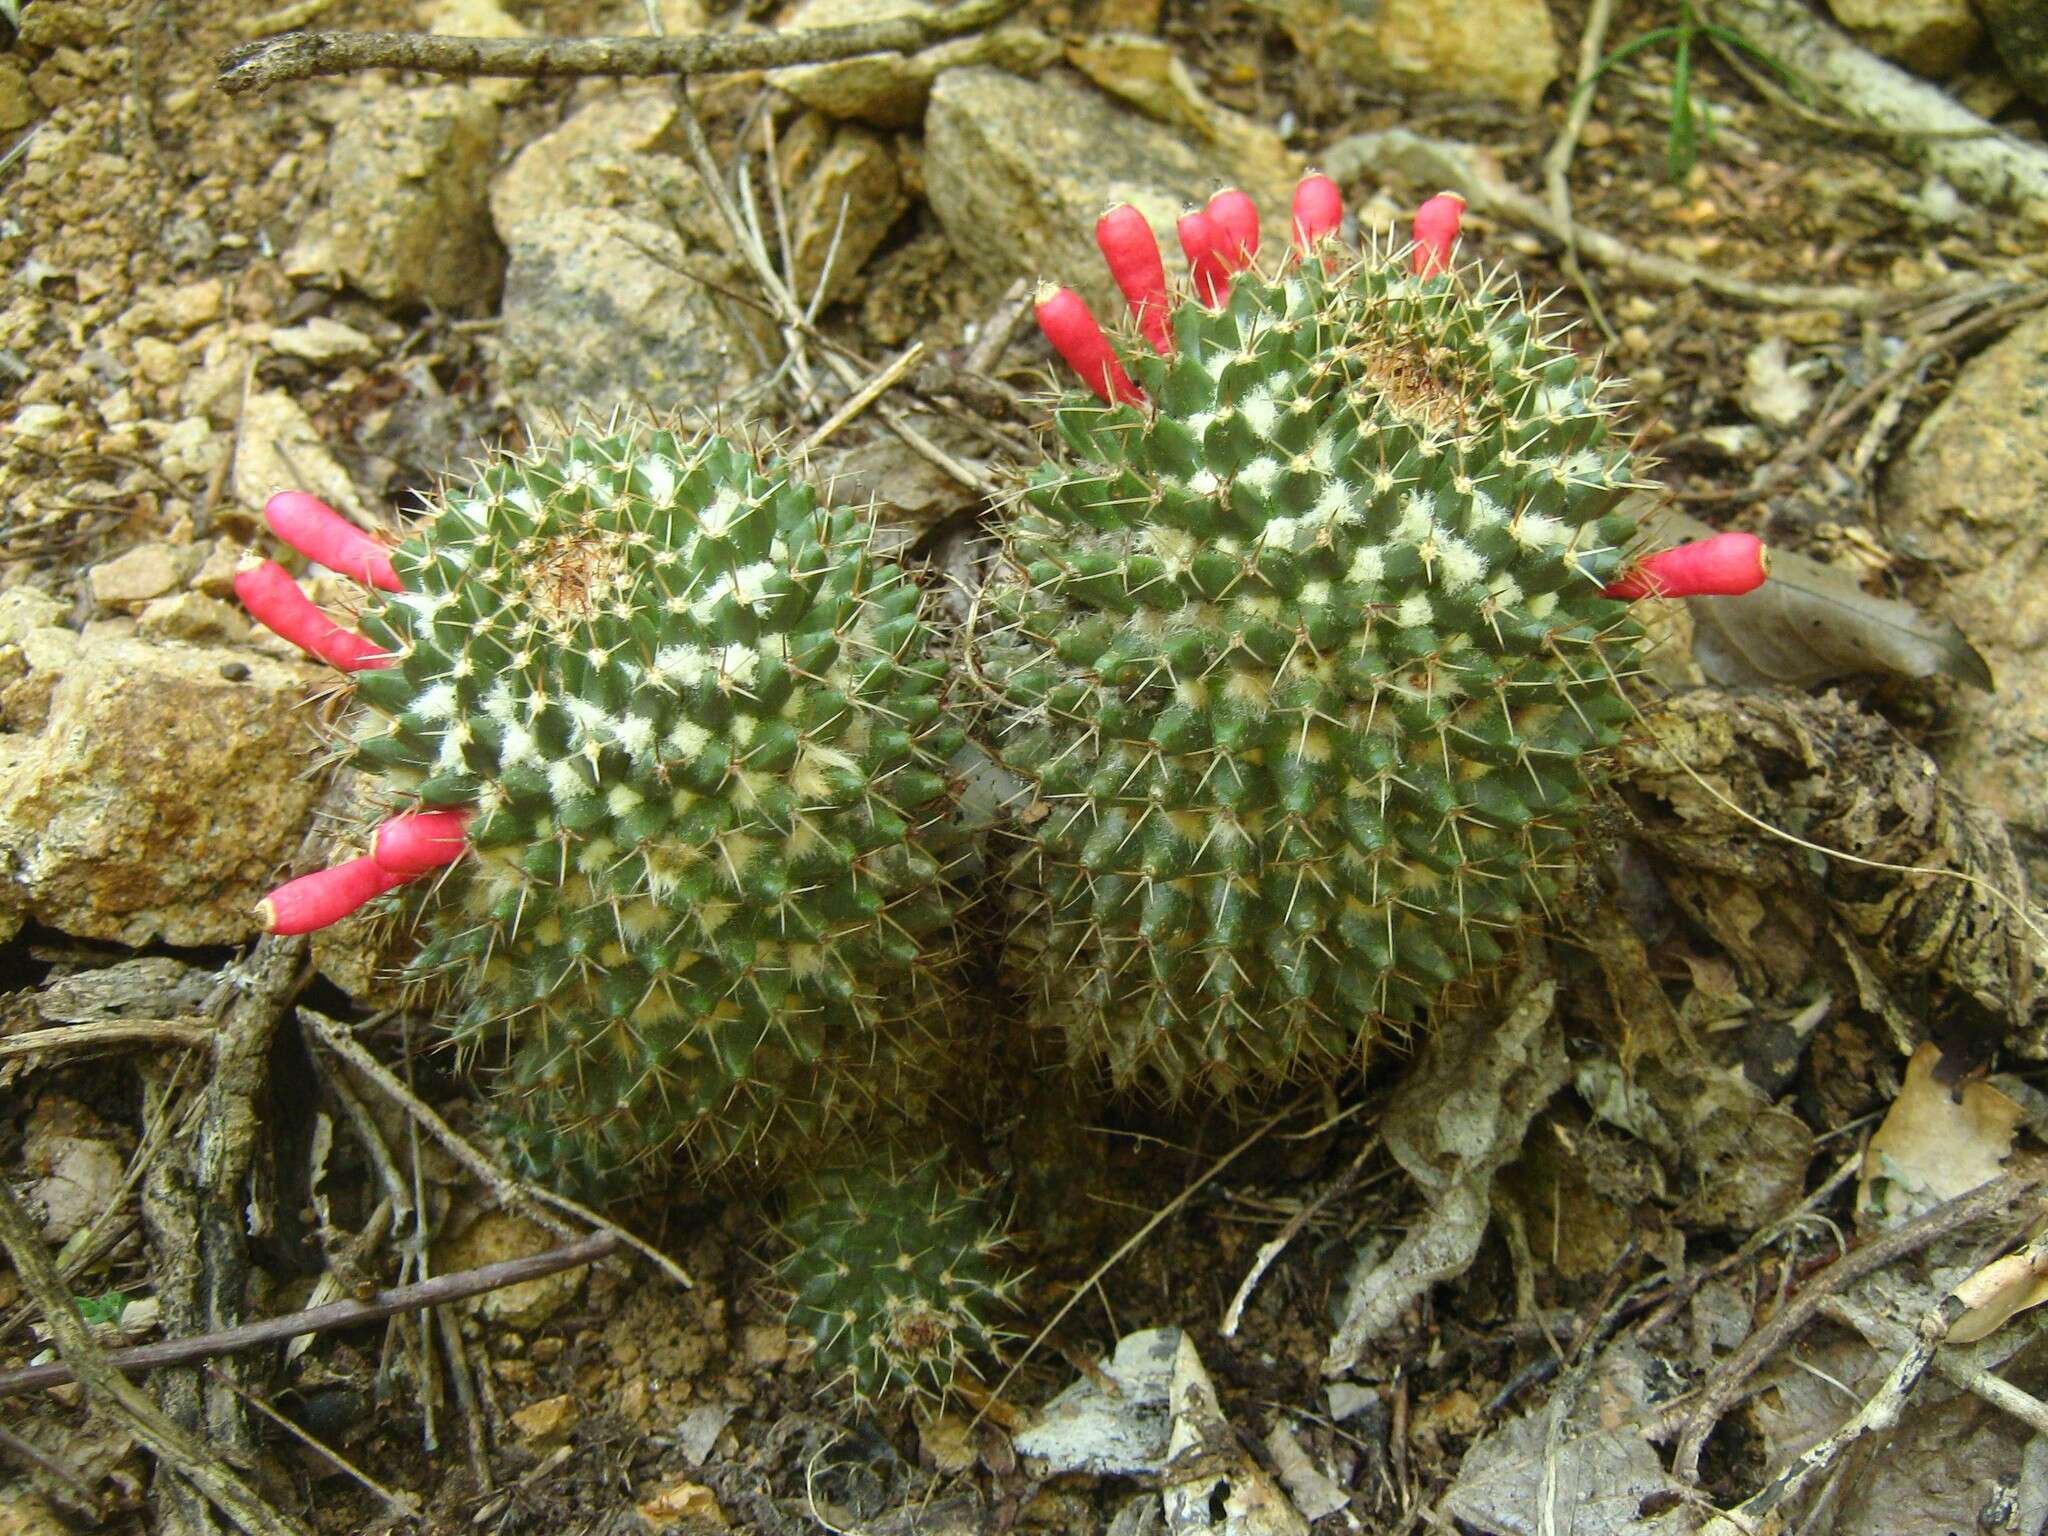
1640,507,1993,691
1948,1216,2048,1345
1857,1042,2024,1227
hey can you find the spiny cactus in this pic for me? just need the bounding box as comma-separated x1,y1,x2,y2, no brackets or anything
982,179,1767,1096
779,1155,1018,1405
236,425,970,1182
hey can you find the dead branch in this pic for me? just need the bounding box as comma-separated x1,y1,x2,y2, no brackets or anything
0,1176,311,1536
218,0,1024,93
1670,1166,2048,1480
0,1018,212,1058
0,1231,616,1400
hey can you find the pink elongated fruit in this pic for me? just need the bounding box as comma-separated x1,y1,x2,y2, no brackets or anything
259,855,408,935
1177,208,1230,308
1604,532,1770,599
371,809,472,877
1095,204,1173,356
1205,187,1260,271
1411,192,1466,277
233,556,392,672
1291,173,1344,252
265,492,401,592
1034,285,1143,406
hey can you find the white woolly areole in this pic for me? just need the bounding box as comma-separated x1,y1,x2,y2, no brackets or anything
546,758,590,805
1434,534,1485,591
1239,388,1279,437
666,720,711,761
412,681,459,723
720,643,760,687
1393,492,1436,544
1347,546,1386,586
1393,592,1434,627
1512,511,1569,550
698,485,743,539
638,455,678,505
612,713,656,756
654,643,714,686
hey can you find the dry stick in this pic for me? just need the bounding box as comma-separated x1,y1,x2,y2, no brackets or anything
0,1018,213,1058
1328,127,1962,314
1541,0,1621,345
218,0,1024,92
1820,1294,2048,1437
0,1178,311,1536
671,82,993,494
973,1098,1304,1428
802,342,926,454
299,1008,693,1290
1677,282,2048,504
1669,1167,2046,1481
207,1365,421,1521
195,934,312,1460
0,1233,617,1400
1704,1225,2048,1532
1220,1134,1379,1338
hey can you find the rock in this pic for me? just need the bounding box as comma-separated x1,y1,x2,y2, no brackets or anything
155,416,228,484
328,85,503,312
924,68,1293,314
490,89,766,418
637,1481,726,1529
1258,0,1560,110
433,1211,588,1328
509,1393,577,1445
1827,0,1982,78
267,317,380,365
0,1487,70,1536
770,0,1058,128
1063,32,1293,194
781,115,909,306
136,592,251,646
235,389,366,521
1886,305,2048,835
22,1096,129,1245
0,635,320,945
88,542,196,611
1980,0,2048,106
0,60,37,133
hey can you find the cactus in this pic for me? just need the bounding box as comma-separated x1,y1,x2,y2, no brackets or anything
980,180,1766,1096
237,425,970,1182
779,1155,1018,1405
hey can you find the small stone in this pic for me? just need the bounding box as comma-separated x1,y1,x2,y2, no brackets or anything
782,116,909,306
771,0,1058,128
1827,0,1982,77
637,1481,726,1530
923,68,1292,317
190,539,249,599
266,316,379,365
8,403,72,446
329,85,504,312
132,336,185,390
510,1393,577,1445
136,592,250,646
433,1211,590,1329
0,59,37,132
22,1096,129,1245
162,278,225,331
0,635,320,945
235,389,365,521
742,1323,789,1366
1260,0,1560,109
88,543,194,610
155,417,228,484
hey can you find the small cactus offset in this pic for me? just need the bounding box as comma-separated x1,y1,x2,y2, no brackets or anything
236,424,969,1184
985,180,1767,1096
779,1156,1019,1405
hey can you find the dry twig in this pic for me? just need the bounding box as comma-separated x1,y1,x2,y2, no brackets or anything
1670,1167,2047,1479
218,0,1024,93
1540,0,1621,343
0,1231,616,1400
0,1177,311,1536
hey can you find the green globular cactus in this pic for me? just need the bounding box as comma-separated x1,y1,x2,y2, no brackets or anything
982,189,1645,1097
780,1156,1018,1404
334,425,969,1182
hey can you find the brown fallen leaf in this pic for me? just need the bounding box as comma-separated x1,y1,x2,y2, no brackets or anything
1856,1042,2024,1229
1639,506,1994,691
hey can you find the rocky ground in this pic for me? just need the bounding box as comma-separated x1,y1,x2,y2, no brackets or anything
0,0,2046,1532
